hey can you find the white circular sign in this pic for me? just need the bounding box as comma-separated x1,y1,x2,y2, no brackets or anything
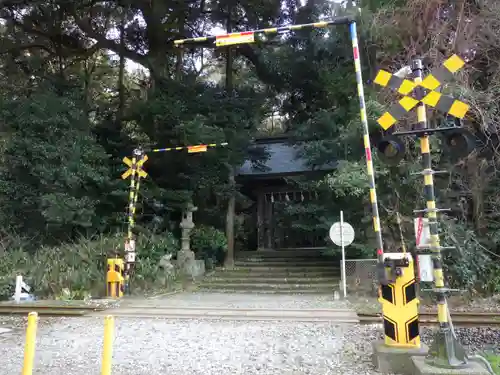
329,222,355,246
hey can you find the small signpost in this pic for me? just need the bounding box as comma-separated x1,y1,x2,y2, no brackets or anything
414,217,434,282
329,211,355,298
13,275,32,303
414,217,431,249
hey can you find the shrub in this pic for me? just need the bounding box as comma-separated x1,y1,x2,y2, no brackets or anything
132,231,180,292
0,231,180,300
190,225,227,269
137,231,179,263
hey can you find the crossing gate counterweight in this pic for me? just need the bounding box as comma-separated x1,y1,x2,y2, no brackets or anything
378,253,420,348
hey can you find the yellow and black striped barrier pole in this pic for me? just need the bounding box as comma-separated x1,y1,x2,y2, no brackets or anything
412,59,468,368
348,22,387,285
174,17,388,283
173,18,354,47
148,142,228,154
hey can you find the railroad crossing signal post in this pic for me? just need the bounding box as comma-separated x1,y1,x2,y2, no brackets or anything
120,142,228,293
371,56,486,375
411,58,469,371
121,148,148,295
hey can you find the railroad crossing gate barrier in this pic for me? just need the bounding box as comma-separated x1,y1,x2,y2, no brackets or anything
106,258,125,298
378,252,420,348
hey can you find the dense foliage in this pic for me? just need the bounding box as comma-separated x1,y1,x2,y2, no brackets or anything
0,0,499,296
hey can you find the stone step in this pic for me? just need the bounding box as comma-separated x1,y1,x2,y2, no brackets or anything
198,282,336,291
242,248,330,255
234,260,339,267
237,257,339,264
204,276,340,285
213,269,340,278
232,265,339,273
238,250,336,259
196,287,334,295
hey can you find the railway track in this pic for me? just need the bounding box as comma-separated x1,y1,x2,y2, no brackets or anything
0,303,109,316
358,311,500,327
0,303,498,327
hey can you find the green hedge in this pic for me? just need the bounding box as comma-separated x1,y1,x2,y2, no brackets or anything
190,225,227,270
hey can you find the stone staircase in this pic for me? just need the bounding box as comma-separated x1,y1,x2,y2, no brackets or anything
197,249,341,294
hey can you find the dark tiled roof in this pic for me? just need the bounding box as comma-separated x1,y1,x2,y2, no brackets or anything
237,140,336,177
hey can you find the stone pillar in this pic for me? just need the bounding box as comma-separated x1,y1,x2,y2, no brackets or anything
177,203,205,279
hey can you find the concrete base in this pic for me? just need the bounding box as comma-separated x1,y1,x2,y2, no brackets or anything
372,340,429,375
411,356,491,375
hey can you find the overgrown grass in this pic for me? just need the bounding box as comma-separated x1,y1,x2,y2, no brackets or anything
485,354,500,375
0,231,180,300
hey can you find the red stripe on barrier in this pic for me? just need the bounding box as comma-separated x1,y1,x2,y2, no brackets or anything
365,147,372,161
353,46,359,60
216,31,254,40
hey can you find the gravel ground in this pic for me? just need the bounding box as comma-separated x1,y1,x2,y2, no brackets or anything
0,315,498,375
0,317,380,375
0,292,498,375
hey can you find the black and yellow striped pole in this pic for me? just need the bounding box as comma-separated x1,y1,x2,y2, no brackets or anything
148,142,228,154
412,59,468,368
173,19,354,47
119,142,228,293
121,148,148,294
348,22,387,285
173,16,389,284
372,55,478,366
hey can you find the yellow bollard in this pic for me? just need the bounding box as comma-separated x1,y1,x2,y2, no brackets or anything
22,312,38,375
101,315,115,375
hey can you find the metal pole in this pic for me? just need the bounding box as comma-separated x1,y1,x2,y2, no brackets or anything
101,315,115,375
412,58,468,368
348,22,387,284
340,211,347,298
22,312,38,375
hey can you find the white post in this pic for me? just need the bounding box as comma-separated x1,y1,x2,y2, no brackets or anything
14,275,22,303
340,211,347,298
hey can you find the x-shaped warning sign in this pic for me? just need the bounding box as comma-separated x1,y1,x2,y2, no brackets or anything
121,155,148,180
374,54,470,130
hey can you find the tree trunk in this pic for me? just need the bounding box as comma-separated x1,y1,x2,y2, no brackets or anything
175,9,185,81
224,4,236,268
117,5,126,122
225,166,236,268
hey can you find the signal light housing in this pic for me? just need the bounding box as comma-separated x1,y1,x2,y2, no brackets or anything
441,128,476,159
376,135,406,165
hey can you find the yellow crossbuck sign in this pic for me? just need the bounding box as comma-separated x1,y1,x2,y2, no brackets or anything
121,155,148,180
374,54,470,130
